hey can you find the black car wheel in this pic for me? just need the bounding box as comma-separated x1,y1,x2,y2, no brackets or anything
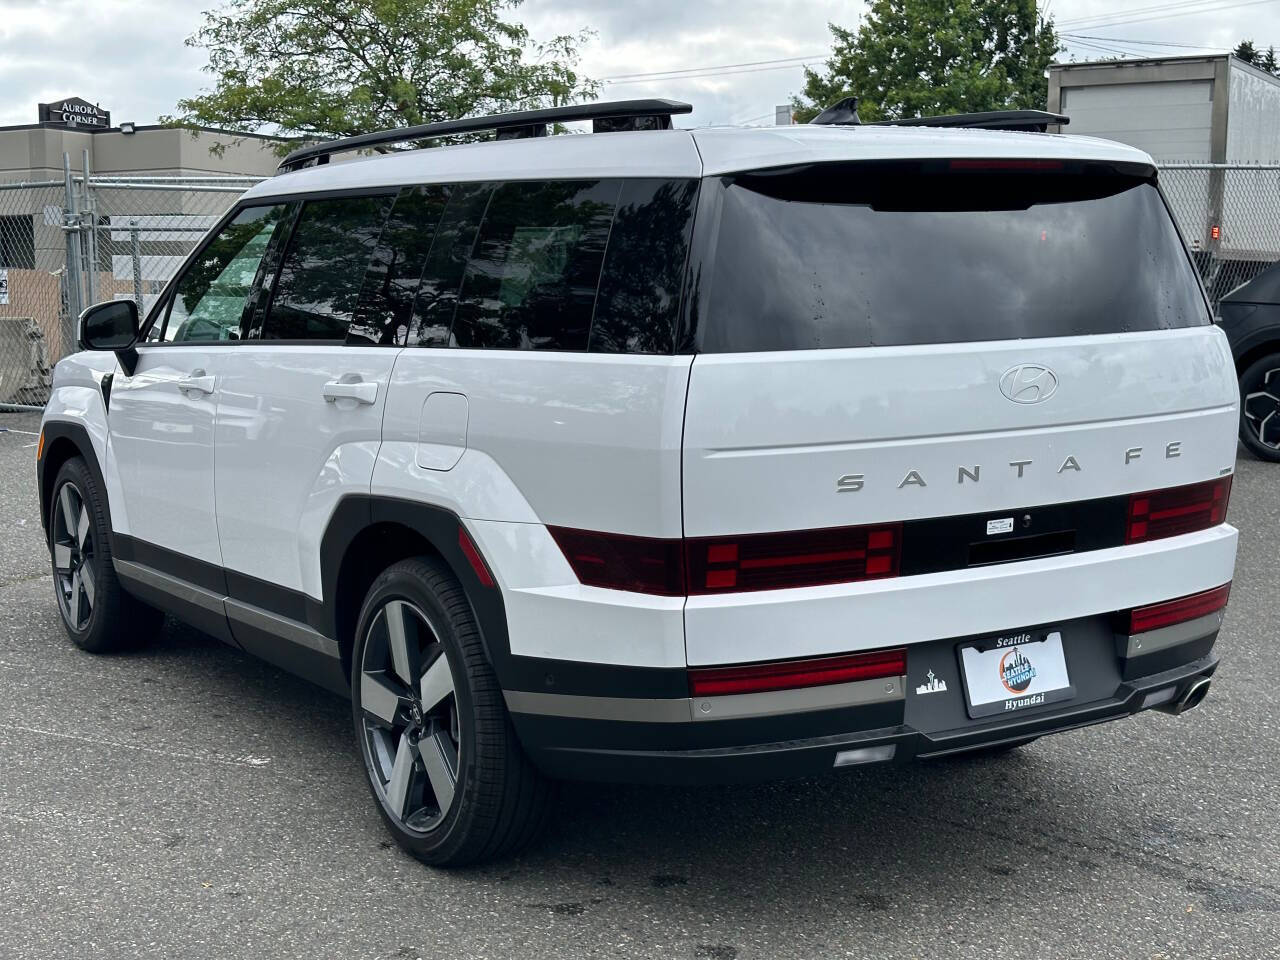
1239,352,1280,462
351,556,552,866
48,457,163,652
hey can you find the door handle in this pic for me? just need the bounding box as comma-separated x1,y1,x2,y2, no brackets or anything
323,376,378,405
178,370,215,396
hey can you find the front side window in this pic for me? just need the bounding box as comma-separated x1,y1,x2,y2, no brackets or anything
261,194,395,341
159,204,289,343
451,180,619,351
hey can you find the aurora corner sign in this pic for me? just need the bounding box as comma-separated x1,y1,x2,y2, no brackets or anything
38,97,111,130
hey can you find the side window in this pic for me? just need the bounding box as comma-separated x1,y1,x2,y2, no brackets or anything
260,194,395,342
157,204,290,343
348,186,449,346
408,183,493,347
451,180,619,351
590,179,699,354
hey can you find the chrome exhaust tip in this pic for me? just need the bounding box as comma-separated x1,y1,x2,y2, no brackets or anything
1155,676,1211,716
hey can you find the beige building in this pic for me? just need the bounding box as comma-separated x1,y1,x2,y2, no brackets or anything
1,96,287,180
0,99,288,401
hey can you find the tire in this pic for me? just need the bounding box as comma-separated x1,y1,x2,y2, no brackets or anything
1239,352,1280,462
48,456,163,653
351,556,551,867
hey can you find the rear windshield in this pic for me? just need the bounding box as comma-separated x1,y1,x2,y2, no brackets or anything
696,161,1210,353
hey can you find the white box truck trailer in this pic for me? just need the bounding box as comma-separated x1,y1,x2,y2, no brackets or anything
1048,55,1280,299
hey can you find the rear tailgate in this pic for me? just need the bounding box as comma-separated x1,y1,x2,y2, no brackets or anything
679,158,1239,666
682,328,1237,537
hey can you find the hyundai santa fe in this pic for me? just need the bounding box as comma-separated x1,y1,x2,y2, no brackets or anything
36,98,1238,866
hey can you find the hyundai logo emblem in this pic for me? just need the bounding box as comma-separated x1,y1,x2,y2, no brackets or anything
999,364,1058,404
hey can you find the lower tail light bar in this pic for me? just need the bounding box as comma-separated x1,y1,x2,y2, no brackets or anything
688,648,906,698
1128,583,1231,635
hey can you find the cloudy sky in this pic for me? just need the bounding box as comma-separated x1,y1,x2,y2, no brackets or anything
1,0,1278,130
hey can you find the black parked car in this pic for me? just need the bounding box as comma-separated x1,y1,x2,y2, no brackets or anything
1220,262,1280,462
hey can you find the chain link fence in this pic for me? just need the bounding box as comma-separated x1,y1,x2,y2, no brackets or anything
1159,164,1280,305
0,154,261,410
2,156,1279,411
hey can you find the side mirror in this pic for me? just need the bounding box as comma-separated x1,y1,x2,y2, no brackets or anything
79,300,140,376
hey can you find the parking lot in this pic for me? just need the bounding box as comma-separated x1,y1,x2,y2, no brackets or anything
1,408,1278,960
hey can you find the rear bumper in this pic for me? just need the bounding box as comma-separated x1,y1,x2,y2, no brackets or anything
508,613,1222,785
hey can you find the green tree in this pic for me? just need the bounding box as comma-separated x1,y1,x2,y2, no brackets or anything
793,0,1060,124
1236,40,1280,75
167,0,597,153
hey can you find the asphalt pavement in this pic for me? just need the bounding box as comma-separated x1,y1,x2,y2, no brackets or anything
2,408,1278,960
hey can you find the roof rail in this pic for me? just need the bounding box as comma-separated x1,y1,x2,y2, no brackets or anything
276,98,693,173
873,110,1069,133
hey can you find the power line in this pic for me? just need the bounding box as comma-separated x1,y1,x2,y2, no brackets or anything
1057,0,1251,27
1061,33,1227,50
600,54,826,83
1060,0,1279,31
602,61,825,86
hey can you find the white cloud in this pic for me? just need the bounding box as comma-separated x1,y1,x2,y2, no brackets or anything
1,0,1277,130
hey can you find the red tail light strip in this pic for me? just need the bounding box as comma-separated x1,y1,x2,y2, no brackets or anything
1129,583,1231,635
550,479,1231,597
549,523,901,597
688,648,907,698
1126,477,1231,545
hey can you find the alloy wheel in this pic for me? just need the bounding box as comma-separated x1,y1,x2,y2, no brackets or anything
1244,367,1280,449
52,481,95,631
358,599,461,835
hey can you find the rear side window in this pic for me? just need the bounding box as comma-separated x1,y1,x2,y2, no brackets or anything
590,179,698,354
451,180,619,351
408,183,492,347
348,186,448,345
261,194,395,341
697,161,1210,353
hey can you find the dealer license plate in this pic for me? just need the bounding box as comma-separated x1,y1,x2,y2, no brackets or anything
959,630,1074,719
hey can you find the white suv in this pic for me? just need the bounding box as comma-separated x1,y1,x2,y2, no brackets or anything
37,99,1239,866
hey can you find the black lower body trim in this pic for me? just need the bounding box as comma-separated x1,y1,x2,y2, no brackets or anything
510,612,1221,785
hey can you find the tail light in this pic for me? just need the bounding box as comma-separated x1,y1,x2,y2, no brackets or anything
1128,583,1231,634
685,524,900,595
688,648,906,698
547,527,685,596
1126,477,1231,544
549,523,901,597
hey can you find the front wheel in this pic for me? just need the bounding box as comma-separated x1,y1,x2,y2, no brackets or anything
1239,352,1280,462
48,456,163,652
351,557,551,866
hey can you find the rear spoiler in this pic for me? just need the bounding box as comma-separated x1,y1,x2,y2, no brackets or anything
875,110,1069,133
809,98,1068,133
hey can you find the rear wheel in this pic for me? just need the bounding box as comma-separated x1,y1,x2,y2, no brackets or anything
351,557,551,866
1239,353,1280,462
48,457,163,652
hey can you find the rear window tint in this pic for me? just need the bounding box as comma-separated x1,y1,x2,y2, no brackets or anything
262,194,394,341
409,182,492,347
696,163,1209,353
590,178,698,354
348,186,448,346
451,180,619,351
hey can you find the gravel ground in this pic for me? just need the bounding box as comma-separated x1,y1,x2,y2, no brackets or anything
2,409,1278,960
